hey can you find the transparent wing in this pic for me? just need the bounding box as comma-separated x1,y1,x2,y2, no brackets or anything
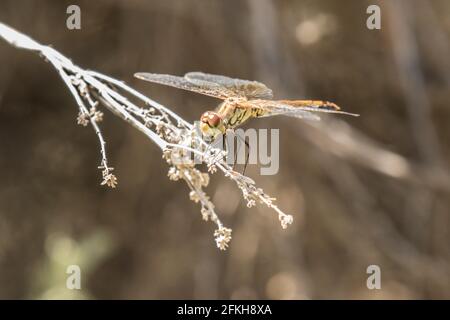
185,72,273,99
256,104,321,121
134,72,235,99
246,99,359,121
275,100,359,116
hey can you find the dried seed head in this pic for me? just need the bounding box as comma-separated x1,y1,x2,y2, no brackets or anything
214,227,232,250
76,112,89,126
200,207,210,221
189,190,201,203
101,173,118,188
279,213,293,229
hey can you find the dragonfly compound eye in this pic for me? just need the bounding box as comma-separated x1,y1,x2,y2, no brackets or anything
201,112,221,128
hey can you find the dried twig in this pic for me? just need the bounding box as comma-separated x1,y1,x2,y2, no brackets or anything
0,22,293,250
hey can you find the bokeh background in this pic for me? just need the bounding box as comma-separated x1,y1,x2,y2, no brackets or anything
0,0,449,299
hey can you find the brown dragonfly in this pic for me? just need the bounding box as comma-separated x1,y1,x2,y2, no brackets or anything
134,71,359,141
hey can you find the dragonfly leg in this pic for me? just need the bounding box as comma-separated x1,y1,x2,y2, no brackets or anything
223,132,238,170
233,137,238,170
224,129,250,174
234,133,250,175
227,133,239,171
223,129,236,170
242,138,250,175
222,132,228,151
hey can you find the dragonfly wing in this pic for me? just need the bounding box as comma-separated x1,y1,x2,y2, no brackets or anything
258,106,321,121
275,100,360,117
134,72,234,99
185,72,274,99
248,100,359,121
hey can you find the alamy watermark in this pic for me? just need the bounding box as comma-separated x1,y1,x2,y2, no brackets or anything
366,264,381,290
169,123,281,176
66,5,81,30
66,264,81,290
366,5,381,30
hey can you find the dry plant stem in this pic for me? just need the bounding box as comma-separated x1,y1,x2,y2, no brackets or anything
0,22,293,250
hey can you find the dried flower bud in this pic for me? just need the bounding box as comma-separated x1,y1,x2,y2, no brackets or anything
214,227,232,250
279,213,293,229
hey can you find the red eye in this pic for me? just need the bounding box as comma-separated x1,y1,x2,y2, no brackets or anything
208,114,221,127
201,112,221,128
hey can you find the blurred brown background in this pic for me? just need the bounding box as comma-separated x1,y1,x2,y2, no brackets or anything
0,0,449,299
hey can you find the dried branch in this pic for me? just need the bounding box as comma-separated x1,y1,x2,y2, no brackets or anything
0,22,293,250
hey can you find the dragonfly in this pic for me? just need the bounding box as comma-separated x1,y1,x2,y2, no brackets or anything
134,71,359,172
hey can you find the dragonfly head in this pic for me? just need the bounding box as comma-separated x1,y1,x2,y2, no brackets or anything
200,111,225,141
